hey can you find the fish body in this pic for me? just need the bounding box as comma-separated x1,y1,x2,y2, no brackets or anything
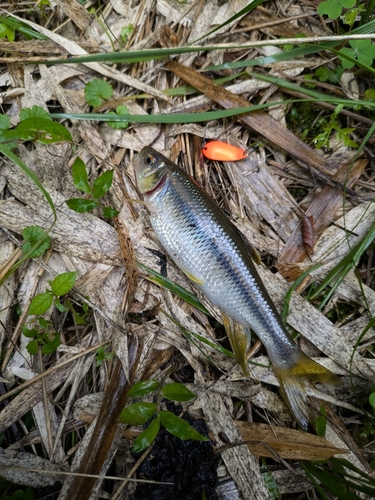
133,147,340,429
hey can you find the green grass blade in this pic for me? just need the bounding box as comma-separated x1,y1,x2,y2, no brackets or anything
300,462,332,500
301,461,370,500
50,104,276,124
249,72,375,107
309,220,375,308
50,93,375,125
0,144,56,222
138,262,211,316
205,43,338,70
0,15,48,40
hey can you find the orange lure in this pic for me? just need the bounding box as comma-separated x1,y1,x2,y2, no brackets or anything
202,140,248,162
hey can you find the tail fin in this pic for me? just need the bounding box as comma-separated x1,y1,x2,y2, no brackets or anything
273,352,341,430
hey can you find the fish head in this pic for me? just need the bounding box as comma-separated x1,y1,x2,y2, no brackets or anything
133,147,169,197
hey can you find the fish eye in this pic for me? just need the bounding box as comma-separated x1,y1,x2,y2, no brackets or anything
145,154,154,165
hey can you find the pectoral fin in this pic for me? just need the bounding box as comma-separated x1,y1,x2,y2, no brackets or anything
222,312,251,376
181,268,205,285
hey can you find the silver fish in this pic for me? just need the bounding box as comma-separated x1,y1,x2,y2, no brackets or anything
133,146,340,429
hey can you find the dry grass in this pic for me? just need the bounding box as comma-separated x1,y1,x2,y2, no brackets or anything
0,1,375,499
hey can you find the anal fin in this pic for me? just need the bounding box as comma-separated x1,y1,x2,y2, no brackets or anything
222,312,251,376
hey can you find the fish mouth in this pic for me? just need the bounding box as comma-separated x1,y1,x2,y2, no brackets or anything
143,174,167,197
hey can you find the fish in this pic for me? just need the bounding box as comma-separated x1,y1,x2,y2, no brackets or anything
133,146,341,429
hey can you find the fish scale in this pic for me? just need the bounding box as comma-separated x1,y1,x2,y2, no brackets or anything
134,146,341,429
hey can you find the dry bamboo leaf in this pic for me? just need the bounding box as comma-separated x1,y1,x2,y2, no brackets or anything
0,361,74,435
0,449,67,488
157,0,197,26
235,421,347,460
113,216,138,308
250,389,293,422
201,390,272,500
337,272,375,316
54,0,93,31
225,152,299,242
0,40,65,55
0,238,17,350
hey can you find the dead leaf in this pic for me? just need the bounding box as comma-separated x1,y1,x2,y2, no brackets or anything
235,421,347,460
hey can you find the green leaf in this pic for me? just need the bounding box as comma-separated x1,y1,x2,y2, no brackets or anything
159,411,209,441
318,0,342,19
16,118,72,144
161,383,195,402
95,346,114,366
261,459,280,500
119,402,158,425
126,380,160,398
343,9,358,25
22,225,51,258
66,198,99,213
13,489,34,500
26,339,39,355
20,105,50,121
92,169,114,198
22,326,38,338
132,417,160,453
41,332,61,354
84,79,113,107
102,206,120,218
0,22,15,41
369,392,375,409
38,317,51,328
315,66,343,84
0,23,7,39
54,297,69,312
318,0,356,18
0,114,10,131
120,24,134,42
71,157,92,194
108,105,129,129
50,271,77,296
28,292,54,315
339,47,357,69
